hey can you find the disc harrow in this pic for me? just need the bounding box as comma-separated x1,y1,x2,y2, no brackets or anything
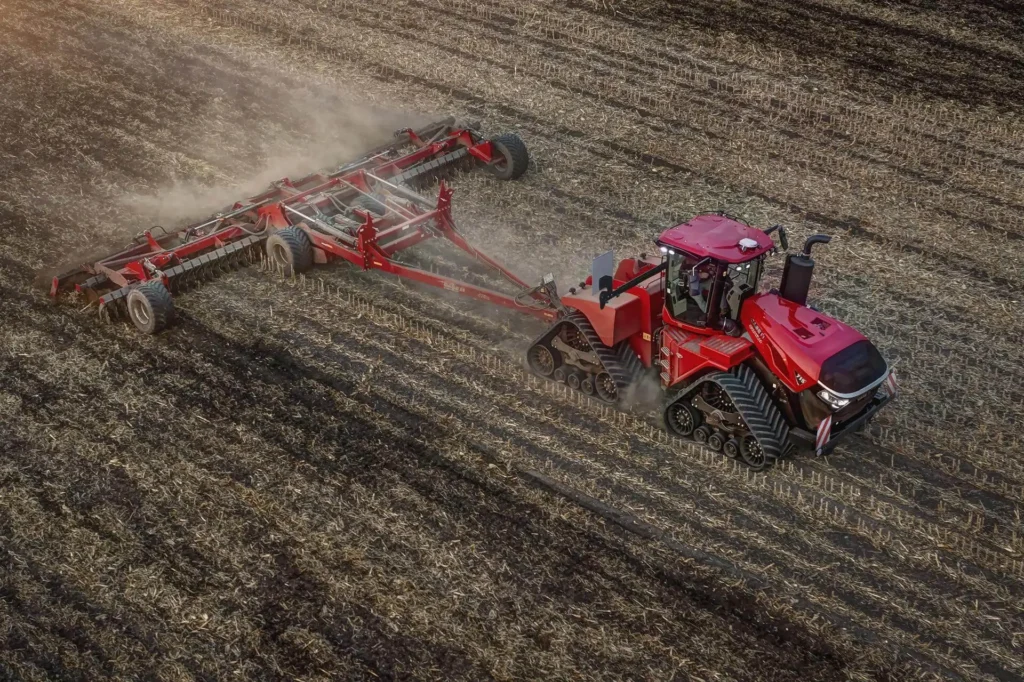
48,118,542,334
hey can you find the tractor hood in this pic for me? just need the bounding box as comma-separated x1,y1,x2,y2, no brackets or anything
740,293,888,396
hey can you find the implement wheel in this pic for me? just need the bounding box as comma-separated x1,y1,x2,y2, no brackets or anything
127,281,175,335
488,133,529,180
266,226,313,277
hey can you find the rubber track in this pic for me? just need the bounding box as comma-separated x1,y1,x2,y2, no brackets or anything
676,364,791,465
527,312,644,403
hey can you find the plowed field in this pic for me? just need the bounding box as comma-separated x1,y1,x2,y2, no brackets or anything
1,1,1022,680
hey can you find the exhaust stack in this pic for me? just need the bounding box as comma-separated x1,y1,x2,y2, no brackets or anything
779,235,831,306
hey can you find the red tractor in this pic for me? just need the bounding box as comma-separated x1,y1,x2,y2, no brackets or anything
526,214,897,469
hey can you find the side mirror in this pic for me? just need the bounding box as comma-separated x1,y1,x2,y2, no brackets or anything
778,226,789,251
688,271,701,297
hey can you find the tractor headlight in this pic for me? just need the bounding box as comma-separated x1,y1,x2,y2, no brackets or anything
817,388,850,410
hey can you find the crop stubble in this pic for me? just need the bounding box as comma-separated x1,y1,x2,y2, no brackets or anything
1,0,1023,680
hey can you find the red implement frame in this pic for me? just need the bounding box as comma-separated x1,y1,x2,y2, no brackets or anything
47,119,560,326
270,179,559,322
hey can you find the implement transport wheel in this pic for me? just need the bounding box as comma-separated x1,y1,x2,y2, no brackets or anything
740,434,768,471
266,226,313,276
664,400,700,437
127,281,175,335
488,133,530,180
528,344,557,377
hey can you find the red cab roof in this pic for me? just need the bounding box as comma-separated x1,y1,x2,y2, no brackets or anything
657,214,775,263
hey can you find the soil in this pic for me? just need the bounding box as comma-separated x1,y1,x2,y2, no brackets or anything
1,0,1022,680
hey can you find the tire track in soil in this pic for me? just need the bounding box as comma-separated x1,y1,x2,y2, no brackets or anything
505,0,1024,167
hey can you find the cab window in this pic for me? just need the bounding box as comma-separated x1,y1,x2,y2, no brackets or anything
666,252,716,326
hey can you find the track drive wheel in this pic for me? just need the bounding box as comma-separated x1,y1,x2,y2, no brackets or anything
595,372,617,403
527,343,558,377
488,133,530,180
266,226,314,276
740,434,768,471
127,281,175,335
664,400,701,437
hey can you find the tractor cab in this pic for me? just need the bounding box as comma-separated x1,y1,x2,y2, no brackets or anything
657,214,779,334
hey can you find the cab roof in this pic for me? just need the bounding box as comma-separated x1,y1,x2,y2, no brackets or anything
657,214,775,264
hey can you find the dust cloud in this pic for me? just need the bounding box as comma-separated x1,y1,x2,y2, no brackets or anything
122,83,438,229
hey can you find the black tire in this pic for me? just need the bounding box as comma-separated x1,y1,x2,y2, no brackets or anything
126,281,175,335
488,133,529,180
664,400,701,437
266,226,313,276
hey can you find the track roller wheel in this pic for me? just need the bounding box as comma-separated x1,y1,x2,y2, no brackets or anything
552,366,567,383
566,371,582,391
723,438,741,459
740,434,768,471
580,376,595,395
126,281,175,335
488,133,529,180
595,372,617,403
707,432,725,452
664,400,700,437
693,425,711,445
266,226,313,276
527,344,557,377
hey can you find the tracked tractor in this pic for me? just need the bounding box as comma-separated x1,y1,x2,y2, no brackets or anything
526,214,897,469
